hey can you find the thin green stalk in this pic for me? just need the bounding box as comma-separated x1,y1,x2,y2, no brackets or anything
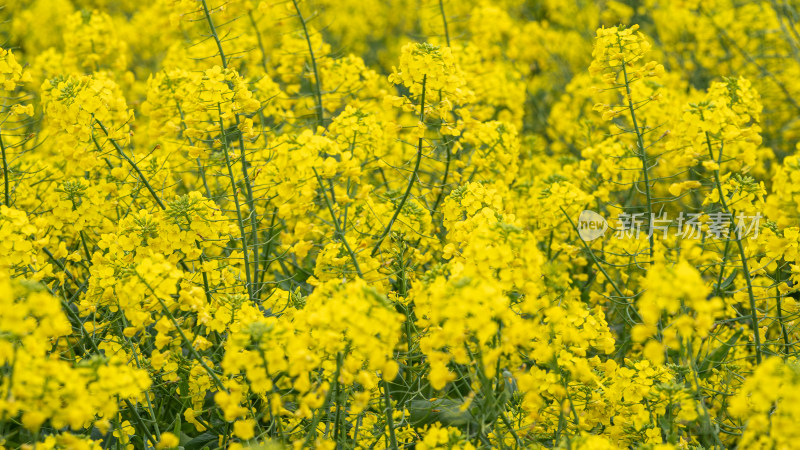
199,0,228,68
95,119,207,290
431,137,451,215
372,74,427,256
164,72,211,198
94,119,165,210
500,411,523,449
1,129,9,206
219,108,255,300
439,0,451,46
705,11,800,114
714,236,732,297
112,316,162,442
618,36,654,261
291,0,324,129
234,117,260,300
123,397,159,448
341,132,358,230
138,273,227,391
686,338,724,448
312,167,363,277
199,1,261,300
303,353,344,447
42,247,78,286
734,236,762,363
560,207,626,299
382,379,399,450
332,352,345,444
1,346,17,437
775,268,791,357
50,278,161,448
709,132,735,299
80,230,93,262
259,207,281,284
255,348,287,440
703,131,762,364
248,10,269,72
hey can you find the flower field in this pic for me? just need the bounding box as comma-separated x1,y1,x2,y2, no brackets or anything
3,0,800,448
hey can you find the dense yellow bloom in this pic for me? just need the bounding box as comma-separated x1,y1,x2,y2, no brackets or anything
1,0,799,448
0,48,31,91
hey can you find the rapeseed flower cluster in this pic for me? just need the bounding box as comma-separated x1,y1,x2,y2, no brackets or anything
3,0,800,448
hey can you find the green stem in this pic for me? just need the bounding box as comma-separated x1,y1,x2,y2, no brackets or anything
228,115,260,300
372,74,427,256
139,273,227,391
703,131,762,364
332,352,345,443
95,119,208,288
312,167,363,277
618,36,654,261
199,0,228,68
431,137,451,215
291,0,324,129
560,207,626,299
164,72,211,198
192,6,260,301
48,277,161,448
382,379,399,450
219,108,255,300
248,10,269,72
1,129,9,206
94,119,165,210
439,0,451,46
776,268,791,357
259,207,281,283
302,353,343,447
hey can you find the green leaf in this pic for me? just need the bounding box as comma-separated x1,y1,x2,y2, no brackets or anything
183,432,219,450
715,269,738,292
408,398,476,428
697,328,743,376
174,413,182,437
